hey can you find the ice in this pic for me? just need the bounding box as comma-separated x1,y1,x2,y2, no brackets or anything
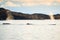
0,20,60,40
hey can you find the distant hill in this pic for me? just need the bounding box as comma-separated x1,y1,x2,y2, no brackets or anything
0,8,60,20
54,14,60,19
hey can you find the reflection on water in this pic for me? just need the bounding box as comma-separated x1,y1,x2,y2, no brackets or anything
0,23,60,40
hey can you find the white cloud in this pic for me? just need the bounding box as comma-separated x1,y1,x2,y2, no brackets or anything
1,0,60,7
10,0,60,6
0,0,2,2
6,1,17,6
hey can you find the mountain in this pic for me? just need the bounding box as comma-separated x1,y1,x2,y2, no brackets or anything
54,14,60,19
0,8,60,20
0,8,8,20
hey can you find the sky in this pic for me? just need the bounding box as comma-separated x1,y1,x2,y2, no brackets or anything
0,0,60,14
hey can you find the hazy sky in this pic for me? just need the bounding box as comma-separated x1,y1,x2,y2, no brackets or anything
0,0,60,14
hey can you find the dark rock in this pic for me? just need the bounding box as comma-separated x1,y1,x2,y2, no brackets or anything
0,8,8,20
54,14,60,19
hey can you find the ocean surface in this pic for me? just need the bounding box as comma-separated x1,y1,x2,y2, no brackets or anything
0,20,60,40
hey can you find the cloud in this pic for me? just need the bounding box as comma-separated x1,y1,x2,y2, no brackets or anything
10,0,60,6
1,1,20,7
56,0,60,2
0,0,3,2
1,0,60,7
11,0,54,6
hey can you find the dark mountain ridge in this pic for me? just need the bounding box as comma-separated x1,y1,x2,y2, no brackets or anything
0,8,60,20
